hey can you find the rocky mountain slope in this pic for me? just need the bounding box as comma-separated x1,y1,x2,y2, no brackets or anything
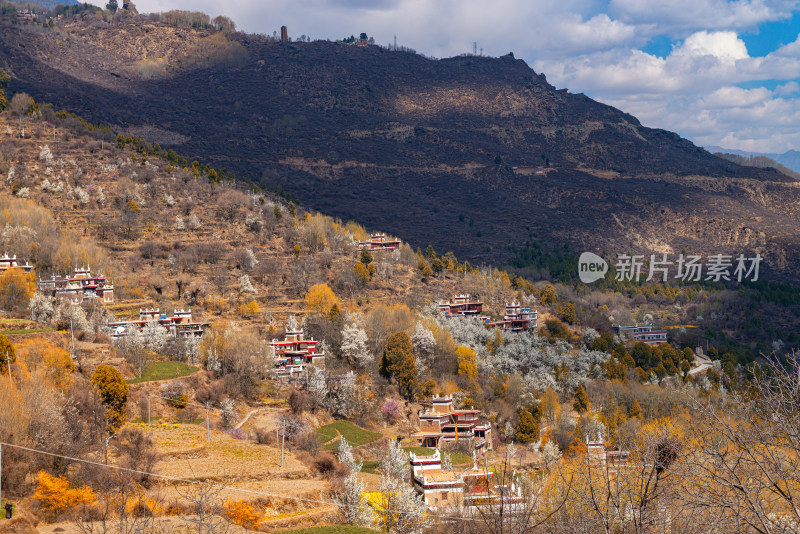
2,12,799,279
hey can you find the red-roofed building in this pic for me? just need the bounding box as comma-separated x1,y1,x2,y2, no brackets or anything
357,233,401,252
38,266,113,304
486,302,536,332
412,395,492,451
616,324,667,345
439,294,484,318
409,449,522,511
108,308,209,338
270,325,325,380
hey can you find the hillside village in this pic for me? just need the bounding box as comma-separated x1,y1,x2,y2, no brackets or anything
0,8,798,534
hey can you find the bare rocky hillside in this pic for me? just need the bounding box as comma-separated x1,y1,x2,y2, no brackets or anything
1,12,799,280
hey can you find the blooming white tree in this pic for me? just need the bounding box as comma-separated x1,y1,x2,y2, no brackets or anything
175,216,185,230
286,314,299,332
55,302,88,331
142,320,170,353
327,370,358,417
335,472,374,527
188,213,201,230
442,451,452,472
97,186,105,204
220,398,236,429
380,439,426,534
411,321,435,359
75,187,90,205
411,321,435,373
340,322,371,368
582,327,600,346
39,145,53,163
239,274,256,294
337,437,363,473
115,325,148,378
29,293,54,324
307,366,328,400
541,440,562,470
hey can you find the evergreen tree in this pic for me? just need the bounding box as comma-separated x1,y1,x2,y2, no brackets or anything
515,407,540,443
106,0,118,12
629,399,642,418
379,331,417,399
573,384,590,413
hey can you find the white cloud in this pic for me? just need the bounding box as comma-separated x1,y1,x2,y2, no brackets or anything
609,0,798,34
672,31,749,61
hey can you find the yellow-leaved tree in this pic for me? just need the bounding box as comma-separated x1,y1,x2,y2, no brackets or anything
0,266,35,310
456,345,478,380
304,283,340,316
15,337,75,393
91,365,129,433
224,499,262,529
33,470,95,514
0,333,15,373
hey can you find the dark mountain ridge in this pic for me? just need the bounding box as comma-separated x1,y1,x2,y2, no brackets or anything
2,15,799,278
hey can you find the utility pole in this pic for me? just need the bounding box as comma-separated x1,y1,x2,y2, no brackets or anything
5,352,11,387
280,419,286,469
1,443,3,511
206,402,210,442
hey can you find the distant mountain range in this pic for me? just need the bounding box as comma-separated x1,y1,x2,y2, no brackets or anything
706,146,800,174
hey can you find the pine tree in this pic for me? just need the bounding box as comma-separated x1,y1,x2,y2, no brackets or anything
515,408,540,443
629,399,642,418
379,331,417,399
573,384,591,413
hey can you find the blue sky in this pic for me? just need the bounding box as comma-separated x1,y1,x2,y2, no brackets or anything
111,0,800,153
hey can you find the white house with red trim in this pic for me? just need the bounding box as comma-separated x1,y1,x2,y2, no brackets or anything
38,266,113,304
357,233,401,252
409,449,524,511
270,325,325,380
0,254,33,274
412,395,492,451
108,308,210,339
616,324,667,345
439,294,484,318
486,302,537,332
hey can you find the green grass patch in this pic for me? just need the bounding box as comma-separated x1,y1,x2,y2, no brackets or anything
402,446,472,465
317,421,381,450
275,526,379,534
127,361,199,383
3,328,55,335
361,460,379,474
403,446,434,456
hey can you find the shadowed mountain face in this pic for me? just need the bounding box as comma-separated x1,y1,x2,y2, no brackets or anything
3,18,799,278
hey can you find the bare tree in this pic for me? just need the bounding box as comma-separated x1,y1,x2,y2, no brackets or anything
679,352,800,533
178,482,231,534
